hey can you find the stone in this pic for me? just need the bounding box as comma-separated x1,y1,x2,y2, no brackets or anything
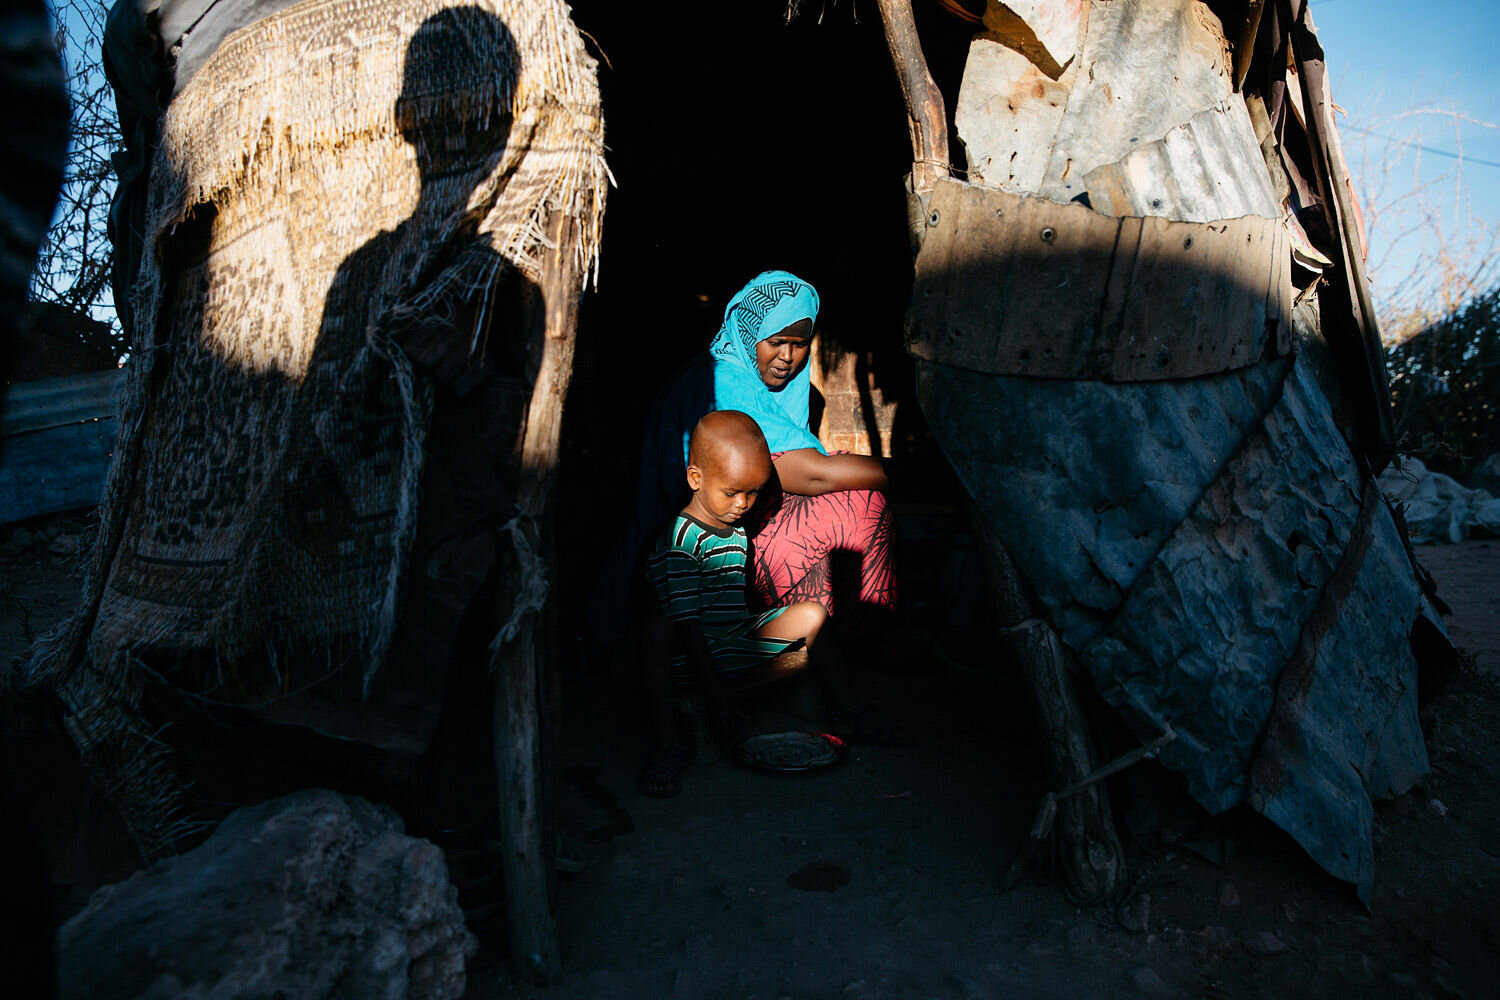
1194,925,1234,960
1427,799,1449,818
1126,966,1174,997
1217,882,1241,908
1066,922,1100,955
48,532,79,556
1117,892,1151,933
56,789,476,1000
1244,932,1287,957
1317,951,1377,985
947,974,989,999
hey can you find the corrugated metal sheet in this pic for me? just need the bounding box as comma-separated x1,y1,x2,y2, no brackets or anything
1,369,123,435
1,370,122,522
1081,103,1279,222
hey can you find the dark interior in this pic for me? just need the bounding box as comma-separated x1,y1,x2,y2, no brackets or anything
557,2,979,620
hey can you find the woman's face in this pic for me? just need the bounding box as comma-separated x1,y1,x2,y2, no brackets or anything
754,318,813,390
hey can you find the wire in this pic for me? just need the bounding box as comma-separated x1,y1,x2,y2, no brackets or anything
1341,125,1500,170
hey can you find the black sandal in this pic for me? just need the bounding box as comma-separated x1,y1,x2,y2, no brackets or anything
639,738,689,798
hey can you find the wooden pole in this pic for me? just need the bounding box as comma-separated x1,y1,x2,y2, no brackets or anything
874,0,950,194
492,213,580,984
974,518,1126,903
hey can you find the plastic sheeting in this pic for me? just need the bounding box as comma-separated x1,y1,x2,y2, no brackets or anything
1378,456,1500,545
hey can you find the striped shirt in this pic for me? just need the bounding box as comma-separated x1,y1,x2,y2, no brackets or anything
644,512,792,676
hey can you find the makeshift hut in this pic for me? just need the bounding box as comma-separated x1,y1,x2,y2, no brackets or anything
13,0,1449,982
23,0,604,978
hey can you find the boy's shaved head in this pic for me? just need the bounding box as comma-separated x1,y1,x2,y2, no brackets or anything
689,410,772,480
684,410,772,529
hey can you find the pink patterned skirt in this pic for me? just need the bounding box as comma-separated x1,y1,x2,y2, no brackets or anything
745,482,897,635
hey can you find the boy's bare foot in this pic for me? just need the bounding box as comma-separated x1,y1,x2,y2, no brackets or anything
639,738,689,798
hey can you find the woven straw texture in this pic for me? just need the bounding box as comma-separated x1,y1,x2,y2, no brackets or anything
25,0,605,860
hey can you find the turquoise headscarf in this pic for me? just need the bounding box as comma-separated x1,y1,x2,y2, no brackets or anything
705,270,827,457
590,270,825,645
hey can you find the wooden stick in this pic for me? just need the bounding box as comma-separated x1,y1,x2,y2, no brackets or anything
493,606,555,984
493,212,580,985
1004,720,1173,894
972,519,1126,903
1055,723,1175,803
875,0,950,193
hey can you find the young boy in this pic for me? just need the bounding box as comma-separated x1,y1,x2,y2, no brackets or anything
638,409,873,797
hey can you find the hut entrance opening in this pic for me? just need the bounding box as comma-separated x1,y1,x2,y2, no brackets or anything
537,0,1062,925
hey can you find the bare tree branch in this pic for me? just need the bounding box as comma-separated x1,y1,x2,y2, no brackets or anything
1344,102,1500,344
30,0,125,357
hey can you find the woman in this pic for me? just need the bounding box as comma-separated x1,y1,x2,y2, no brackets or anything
591,270,896,646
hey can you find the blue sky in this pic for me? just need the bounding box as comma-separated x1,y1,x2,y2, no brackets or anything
1311,0,1500,325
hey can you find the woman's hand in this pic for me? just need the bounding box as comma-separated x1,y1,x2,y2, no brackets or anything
772,449,890,496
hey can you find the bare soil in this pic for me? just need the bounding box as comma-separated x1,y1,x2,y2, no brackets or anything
480,540,1500,1000
4,521,1498,999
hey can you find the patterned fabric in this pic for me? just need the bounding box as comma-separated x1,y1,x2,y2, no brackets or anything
748,474,897,636
25,0,607,863
705,270,825,457
646,512,793,679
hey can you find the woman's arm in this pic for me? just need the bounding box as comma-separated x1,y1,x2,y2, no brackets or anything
772,448,890,496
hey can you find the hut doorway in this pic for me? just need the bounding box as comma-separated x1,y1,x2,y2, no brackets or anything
521,4,1057,982
559,4,973,499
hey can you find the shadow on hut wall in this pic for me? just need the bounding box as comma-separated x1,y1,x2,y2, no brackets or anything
58,6,541,871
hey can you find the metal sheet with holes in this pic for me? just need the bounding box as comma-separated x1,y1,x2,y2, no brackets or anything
907,179,1290,381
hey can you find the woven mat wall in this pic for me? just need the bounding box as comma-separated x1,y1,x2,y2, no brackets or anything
97,0,603,671
25,0,605,859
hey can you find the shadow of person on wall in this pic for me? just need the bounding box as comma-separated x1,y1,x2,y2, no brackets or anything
139,6,541,844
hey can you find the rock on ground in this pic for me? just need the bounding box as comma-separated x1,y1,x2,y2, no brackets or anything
56,789,476,1000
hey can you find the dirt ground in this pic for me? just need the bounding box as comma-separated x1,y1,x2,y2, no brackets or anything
3,522,1497,1000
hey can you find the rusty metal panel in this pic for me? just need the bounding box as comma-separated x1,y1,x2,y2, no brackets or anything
954,35,1073,194
1037,0,1244,204
0,417,118,523
1248,480,1430,901
907,179,1290,381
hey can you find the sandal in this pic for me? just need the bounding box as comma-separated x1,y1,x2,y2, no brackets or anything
639,738,689,798
831,707,911,747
